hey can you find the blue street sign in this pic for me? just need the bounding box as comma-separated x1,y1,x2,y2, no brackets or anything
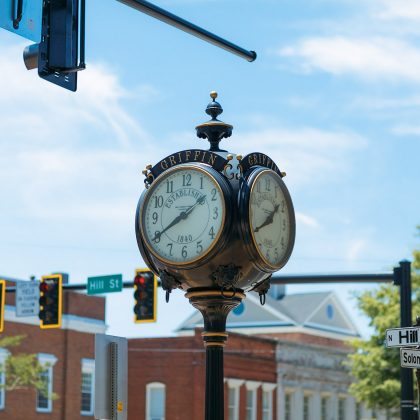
0,0,42,42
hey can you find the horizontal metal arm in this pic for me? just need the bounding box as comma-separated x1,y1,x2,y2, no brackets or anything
116,0,257,62
270,273,394,285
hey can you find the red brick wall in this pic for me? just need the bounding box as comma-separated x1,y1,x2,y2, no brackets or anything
128,329,277,420
0,291,102,419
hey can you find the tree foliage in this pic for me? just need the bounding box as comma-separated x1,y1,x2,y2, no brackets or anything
0,335,54,398
347,227,420,412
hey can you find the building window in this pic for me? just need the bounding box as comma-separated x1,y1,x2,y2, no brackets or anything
285,392,292,420
338,397,346,420
303,394,312,420
81,359,95,416
355,402,362,420
228,385,239,420
262,390,273,420
321,395,330,420
246,389,257,420
36,353,57,413
0,348,8,410
146,382,165,420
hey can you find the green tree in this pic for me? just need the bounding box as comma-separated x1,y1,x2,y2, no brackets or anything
347,227,420,413
0,335,55,398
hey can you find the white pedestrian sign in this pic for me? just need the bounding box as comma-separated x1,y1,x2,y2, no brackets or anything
386,327,420,348
16,281,39,317
400,348,420,368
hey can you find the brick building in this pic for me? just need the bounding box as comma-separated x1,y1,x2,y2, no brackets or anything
1,286,105,419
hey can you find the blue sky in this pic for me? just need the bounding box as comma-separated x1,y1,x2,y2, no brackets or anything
0,0,419,338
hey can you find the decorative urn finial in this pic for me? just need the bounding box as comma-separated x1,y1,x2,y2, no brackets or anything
196,91,233,152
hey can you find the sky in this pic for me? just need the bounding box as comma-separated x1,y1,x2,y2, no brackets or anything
0,0,419,339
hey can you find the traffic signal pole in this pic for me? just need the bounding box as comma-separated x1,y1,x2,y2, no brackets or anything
271,260,414,420
116,0,256,62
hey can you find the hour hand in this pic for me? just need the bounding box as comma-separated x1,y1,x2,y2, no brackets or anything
151,195,206,242
254,203,280,233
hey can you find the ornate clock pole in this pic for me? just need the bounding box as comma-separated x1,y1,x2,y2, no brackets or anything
135,92,296,420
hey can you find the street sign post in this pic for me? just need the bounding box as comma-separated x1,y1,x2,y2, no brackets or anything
94,334,128,420
16,281,39,317
87,275,123,295
386,327,420,348
401,348,420,369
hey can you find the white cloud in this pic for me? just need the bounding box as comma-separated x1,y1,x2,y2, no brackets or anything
346,239,367,262
295,212,320,228
236,127,367,186
279,36,420,83
375,0,420,21
391,124,420,136
0,42,160,227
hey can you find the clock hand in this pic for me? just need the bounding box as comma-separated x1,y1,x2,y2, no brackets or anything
152,194,206,242
254,203,281,233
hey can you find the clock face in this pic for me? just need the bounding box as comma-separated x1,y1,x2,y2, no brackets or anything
140,165,226,266
248,169,295,269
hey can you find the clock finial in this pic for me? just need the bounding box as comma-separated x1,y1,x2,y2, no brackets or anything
196,92,233,152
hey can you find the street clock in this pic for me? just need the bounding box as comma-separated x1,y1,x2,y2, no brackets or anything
135,92,295,299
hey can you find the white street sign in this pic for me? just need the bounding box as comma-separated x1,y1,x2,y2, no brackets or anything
400,348,420,368
386,327,420,348
16,281,39,317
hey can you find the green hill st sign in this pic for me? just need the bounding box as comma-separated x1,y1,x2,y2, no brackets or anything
87,274,123,295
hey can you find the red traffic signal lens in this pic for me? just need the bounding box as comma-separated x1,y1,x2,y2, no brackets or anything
134,275,146,286
40,282,49,292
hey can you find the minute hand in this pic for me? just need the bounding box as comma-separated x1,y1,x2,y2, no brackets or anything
152,194,206,242
254,203,280,233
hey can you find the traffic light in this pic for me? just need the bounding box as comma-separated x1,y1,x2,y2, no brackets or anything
22,0,85,91
0,280,5,333
133,269,157,323
39,274,62,329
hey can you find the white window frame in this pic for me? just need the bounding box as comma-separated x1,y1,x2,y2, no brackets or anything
320,393,331,420
338,395,347,420
284,388,294,420
245,381,260,420
262,383,276,420
303,392,313,420
227,379,244,420
81,358,95,416
36,353,57,413
0,349,9,410
146,382,166,420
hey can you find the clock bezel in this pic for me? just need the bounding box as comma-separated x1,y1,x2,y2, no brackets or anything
136,163,233,269
238,167,296,272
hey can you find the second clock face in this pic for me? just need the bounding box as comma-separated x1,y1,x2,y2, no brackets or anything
249,169,294,269
140,165,226,265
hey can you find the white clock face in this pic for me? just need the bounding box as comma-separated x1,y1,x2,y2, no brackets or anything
141,166,226,265
249,170,293,268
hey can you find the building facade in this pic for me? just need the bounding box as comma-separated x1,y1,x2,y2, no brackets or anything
1,286,105,419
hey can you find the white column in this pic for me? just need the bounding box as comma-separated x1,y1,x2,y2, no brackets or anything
277,374,285,420
294,387,304,420
312,391,321,420
346,395,356,420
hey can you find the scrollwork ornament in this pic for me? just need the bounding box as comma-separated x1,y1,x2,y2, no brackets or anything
159,270,181,302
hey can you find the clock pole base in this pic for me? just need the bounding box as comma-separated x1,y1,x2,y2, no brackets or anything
186,288,245,420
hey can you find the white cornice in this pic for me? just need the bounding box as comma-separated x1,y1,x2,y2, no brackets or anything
5,305,106,334
225,325,358,341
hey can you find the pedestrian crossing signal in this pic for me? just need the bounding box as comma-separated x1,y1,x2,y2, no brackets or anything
133,269,157,323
